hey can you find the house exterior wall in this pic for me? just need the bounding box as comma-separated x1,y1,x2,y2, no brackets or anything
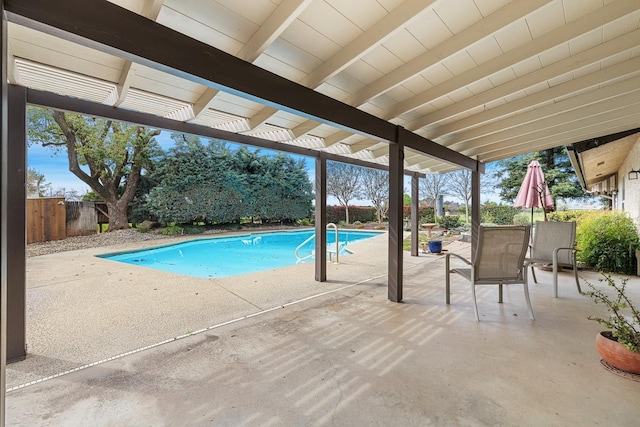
617,134,640,227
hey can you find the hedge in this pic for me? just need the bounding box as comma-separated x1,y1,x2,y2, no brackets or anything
402,206,435,223
547,209,593,226
480,205,519,225
327,206,377,223
576,211,640,274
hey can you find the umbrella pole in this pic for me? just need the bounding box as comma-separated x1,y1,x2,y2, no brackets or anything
530,207,533,227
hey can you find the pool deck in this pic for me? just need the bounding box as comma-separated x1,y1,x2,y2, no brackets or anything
5,231,640,425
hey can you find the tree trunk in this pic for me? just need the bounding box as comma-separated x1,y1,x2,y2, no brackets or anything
345,206,350,224
464,200,470,224
104,200,129,231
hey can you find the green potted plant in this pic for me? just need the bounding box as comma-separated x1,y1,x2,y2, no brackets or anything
586,275,640,375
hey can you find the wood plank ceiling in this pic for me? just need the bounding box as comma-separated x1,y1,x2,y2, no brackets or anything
7,0,640,173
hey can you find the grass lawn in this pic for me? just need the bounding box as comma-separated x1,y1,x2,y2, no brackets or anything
402,232,431,251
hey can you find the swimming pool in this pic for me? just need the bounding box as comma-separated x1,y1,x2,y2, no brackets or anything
99,229,383,279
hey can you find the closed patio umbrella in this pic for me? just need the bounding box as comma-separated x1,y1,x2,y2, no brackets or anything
514,160,554,225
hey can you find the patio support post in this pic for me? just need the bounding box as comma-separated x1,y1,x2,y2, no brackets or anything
411,173,419,257
0,0,8,422
388,128,404,302
6,85,26,362
471,162,481,260
315,156,327,282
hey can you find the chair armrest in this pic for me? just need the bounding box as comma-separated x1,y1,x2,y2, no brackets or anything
553,247,576,257
553,247,577,266
445,252,472,266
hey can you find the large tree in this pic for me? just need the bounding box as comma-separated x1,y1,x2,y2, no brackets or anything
233,147,313,222
448,169,473,223
26,168,50,198
326,161,362,224
146,135,313,225
28,107,161,230
494,148,586,204
146,135,245,225
420,173,448,207
360,168,388,223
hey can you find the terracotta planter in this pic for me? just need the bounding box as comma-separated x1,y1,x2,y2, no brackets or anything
595,331,640,375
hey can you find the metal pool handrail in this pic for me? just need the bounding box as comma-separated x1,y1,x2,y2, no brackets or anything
294,223,340,263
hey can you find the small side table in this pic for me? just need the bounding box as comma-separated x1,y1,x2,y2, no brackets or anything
422,223,437,238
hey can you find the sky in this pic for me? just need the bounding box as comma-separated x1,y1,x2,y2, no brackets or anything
27,130,500,205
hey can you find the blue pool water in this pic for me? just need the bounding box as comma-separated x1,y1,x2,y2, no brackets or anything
99,229,383,279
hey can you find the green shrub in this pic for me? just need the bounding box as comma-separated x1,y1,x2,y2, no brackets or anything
438,215,461,230
135,223,150,233
512,212,532,226
576,211,640,274
162,224,184,235
419,208,436,224
298,218,311,226
586,274,640,352
327,206,376,223
406,206,435,223
480,204,519,225
547,209,593,226
181,225,206,235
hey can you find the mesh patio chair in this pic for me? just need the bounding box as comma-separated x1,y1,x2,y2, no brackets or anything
527,220,581,298
445,225,534,322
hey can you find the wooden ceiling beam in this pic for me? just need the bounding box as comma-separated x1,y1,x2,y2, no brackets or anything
346,0,552,107
386,0,639,119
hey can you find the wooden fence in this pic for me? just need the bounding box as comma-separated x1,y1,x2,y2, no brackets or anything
66,201,99,237
27,199,99,243
26,198,66,244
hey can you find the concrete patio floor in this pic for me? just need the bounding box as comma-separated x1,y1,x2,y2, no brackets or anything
5,231,640,425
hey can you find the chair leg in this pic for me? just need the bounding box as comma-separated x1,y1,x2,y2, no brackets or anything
445,257,451,305
530,265,538,283
523,278,535,320
471,283,480,322
552,262,559,298
498,284,503,303
572,253,582,294
551,248,560,298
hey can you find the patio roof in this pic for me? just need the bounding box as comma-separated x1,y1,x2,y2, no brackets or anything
6,0,640,173
567,128,640,194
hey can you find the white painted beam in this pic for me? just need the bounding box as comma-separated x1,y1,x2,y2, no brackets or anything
6,47,19,85
345,0,552,107
408,28,640,132
113,61,135,107
191,87,219,119
448,74,640,148
429,55,640,139
141,0,164,20
346,138,380,154
247,106,279,130
465,103,640,158
370,145,389,159
238,0,313,63
322,130,353,147
290,119,321,138
113,1,163,107
302,0,438,88
385,0,640,119
480,117,640,163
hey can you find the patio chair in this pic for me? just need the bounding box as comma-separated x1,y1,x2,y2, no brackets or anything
527,220,581,298
445,225,534,322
